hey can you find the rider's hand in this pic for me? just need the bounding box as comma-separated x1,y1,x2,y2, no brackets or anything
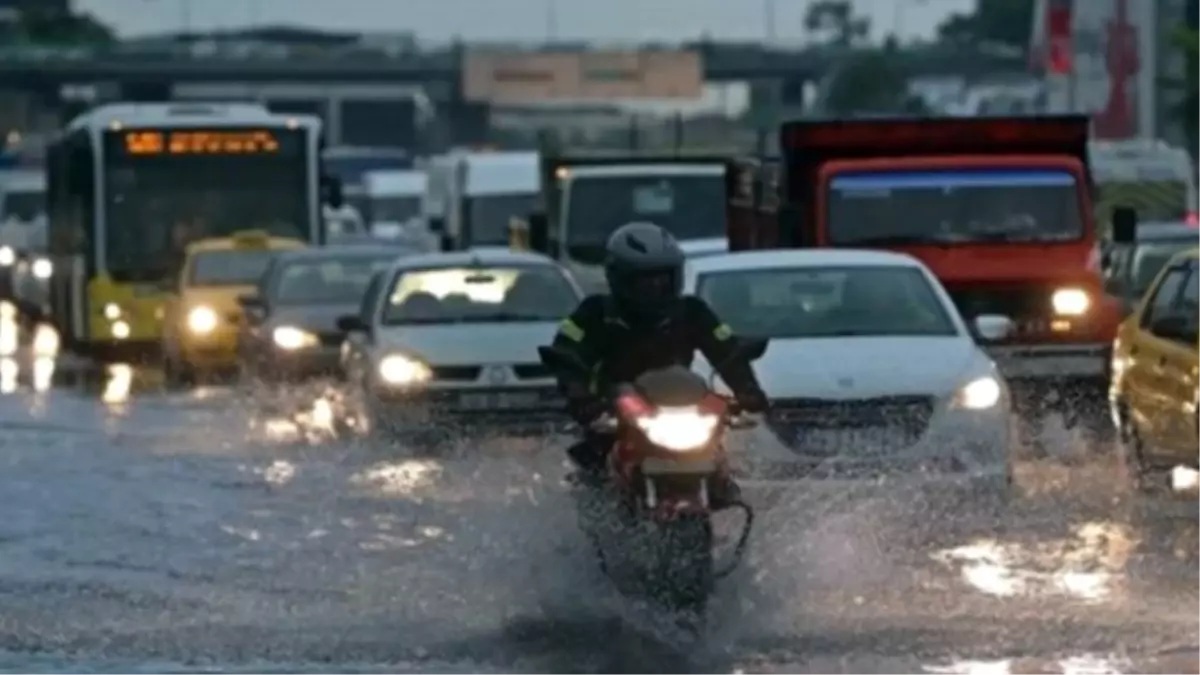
569,398,608,426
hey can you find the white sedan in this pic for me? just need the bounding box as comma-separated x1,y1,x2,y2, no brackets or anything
339,249,582,440
686,249,1014,489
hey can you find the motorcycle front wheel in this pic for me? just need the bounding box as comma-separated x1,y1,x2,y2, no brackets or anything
655,514,714,614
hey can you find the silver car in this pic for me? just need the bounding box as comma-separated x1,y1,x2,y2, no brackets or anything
339,249,582,441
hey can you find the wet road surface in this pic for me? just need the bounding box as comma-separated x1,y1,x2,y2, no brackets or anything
0,355,1195,673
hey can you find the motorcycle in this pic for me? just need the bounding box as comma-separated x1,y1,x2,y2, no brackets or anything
537,338,767,615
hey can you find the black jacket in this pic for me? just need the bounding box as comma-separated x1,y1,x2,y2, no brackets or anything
549,294,764,422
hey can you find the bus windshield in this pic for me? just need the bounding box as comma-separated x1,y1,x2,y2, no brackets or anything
826,168,1084,245
563,173,727,263
102,132,311,282
1,189,44,222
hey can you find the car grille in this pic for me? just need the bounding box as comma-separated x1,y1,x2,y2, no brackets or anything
431,365,482,382
767,395,935,456
512,363,551,380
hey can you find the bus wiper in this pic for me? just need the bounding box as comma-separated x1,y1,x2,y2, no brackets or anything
845,235,954,246
463,312,553,323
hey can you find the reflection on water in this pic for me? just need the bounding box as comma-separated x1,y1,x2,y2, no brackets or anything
932,521,1133,603
102,364,133,405
0,357,16,393
251,388,353,445
351,459,443,496
925,653,1127,674
0,302,16,357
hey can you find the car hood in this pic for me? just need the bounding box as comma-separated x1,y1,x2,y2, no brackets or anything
377,322,560,365
267,303,357,333
701,336,979,399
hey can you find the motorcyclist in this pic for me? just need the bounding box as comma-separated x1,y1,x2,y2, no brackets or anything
547,221,769,509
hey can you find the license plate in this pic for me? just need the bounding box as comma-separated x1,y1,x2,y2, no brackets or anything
642,457,716,475
799,428,894,453
456,391,540,410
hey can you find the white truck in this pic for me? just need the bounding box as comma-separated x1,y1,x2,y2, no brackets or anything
1090,138,1198,232
423,151,540,250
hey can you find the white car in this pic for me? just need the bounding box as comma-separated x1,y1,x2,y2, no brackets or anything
685,249,1014,489
339,248,582,440
679,237,728,259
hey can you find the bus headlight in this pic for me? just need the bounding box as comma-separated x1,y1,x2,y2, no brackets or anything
0,247,14,266
187,306,218,334
272,326,318,350
377,354,431,386
31,258,52,279
1051,288,1090,316
104,303,122,320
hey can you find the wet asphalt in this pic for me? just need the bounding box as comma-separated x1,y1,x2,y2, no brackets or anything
0,353,1194,674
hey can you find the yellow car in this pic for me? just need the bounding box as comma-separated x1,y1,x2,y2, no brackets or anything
1110,246,1199,490
161,231,306,385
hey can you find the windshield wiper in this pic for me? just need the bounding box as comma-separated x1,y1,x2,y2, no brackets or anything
843,235,953,246
460,312,555,323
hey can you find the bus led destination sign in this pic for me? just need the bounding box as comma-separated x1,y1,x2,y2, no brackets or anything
121,129,289,156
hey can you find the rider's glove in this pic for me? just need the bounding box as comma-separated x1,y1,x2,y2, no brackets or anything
736,388,769,414
568,397,608,426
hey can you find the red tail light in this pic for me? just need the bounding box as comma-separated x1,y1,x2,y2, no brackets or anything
1186,211,1198,226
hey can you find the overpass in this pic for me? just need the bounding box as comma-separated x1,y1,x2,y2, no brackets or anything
0,43,1027,90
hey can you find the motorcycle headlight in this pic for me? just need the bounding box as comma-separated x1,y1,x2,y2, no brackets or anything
954,376,1002,410
1051,288,1090,316
636,406,720,452
186,306,218,334
31,258,52,279
378,354,432,386
272,326,319,350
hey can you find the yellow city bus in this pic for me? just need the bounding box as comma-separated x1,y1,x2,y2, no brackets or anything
45,103,328,362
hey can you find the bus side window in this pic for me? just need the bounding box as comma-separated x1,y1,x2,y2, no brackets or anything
66,134,95,270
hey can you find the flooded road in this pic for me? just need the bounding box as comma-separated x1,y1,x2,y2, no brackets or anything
0,322,1194,672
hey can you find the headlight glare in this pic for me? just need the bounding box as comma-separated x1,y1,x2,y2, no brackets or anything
636,406,720,451
1051,288,1090,316
378,354,431,386
955,376,1002,410
0,246,14,266
31,258,52,279
272,326,318,350
186,306,218,334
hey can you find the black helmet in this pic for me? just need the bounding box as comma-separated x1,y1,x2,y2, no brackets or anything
604,221,685,324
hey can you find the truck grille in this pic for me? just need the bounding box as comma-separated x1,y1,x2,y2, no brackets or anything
767,395,935,455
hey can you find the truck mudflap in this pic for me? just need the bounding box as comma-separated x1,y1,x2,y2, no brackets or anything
986,343,1109,380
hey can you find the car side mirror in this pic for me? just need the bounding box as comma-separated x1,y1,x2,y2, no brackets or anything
337,315,367,333
1111,206,1138,244
973,314,1013,342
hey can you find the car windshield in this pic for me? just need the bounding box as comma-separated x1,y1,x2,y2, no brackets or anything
1,189,44,222
466,193,538,247
826,168,1084,245
696,265,957,338
189,249,279,286
383,265,578,325
272,255,398,305
1134,241,1196,294
563,174,727,264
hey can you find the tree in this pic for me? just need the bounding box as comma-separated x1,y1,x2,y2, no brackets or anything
936,0,1036,50
16,7,116,46
822,47,910,116
803,0,870,48
1163,26,1199,158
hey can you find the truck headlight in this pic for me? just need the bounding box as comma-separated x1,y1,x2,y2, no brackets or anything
378,354,432,386
1052,288,1090,316
31,258,52,279
187,306,218,334
272,326,318,350
954,376,1002,410
636,406,720,452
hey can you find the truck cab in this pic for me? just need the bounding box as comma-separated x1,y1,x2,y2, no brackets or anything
732,116,1126,443
522,153,741,291
425,151,540,252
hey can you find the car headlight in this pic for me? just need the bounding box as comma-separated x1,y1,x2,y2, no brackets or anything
377,354,432,386
0,246,13,267
954,376,1003,410
1051,288,1090,316
272,326,319,350
636,406,720,452
31,258,52,279
186,306,218,334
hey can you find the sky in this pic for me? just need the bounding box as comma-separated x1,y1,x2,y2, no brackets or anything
75,0,975,44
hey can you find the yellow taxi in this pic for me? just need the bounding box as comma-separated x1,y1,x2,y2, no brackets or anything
1110,246,1199,490
161,231,306,385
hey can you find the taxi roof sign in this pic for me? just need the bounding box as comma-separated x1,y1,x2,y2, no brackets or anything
781,115,1090,160
231,230,271,248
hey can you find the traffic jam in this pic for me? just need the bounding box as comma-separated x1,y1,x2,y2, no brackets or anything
0,105,1195,672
